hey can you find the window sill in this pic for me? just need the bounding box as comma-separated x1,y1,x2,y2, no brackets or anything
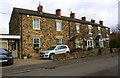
98,33,101,35
88,33,92,35
106,35,109,36
56,30,63,32
33,28,40,30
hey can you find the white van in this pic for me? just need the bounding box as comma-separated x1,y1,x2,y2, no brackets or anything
40,45,70,59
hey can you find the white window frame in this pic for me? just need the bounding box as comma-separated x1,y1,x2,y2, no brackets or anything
87,39,94,48
33,18,40,30
99,39,104,47
33,38,40,48
98,27,101,35
76,23,80,33
56,21,62,31
0,40,8,50
56,38,62,45
88,25,92,34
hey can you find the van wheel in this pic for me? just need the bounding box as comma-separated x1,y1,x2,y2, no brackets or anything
50,54,55,60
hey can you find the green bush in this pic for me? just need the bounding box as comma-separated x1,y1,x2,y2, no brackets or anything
109,38,120,48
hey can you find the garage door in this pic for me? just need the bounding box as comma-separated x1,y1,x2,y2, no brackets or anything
0,42,8,49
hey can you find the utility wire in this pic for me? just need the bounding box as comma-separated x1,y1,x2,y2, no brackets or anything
0,12,10,15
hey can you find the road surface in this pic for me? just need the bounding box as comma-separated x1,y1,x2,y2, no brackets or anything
9,54,118,76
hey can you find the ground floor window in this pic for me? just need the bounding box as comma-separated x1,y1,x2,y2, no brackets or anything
88,40,94,47
0,42,8,50
99,39,104,47
84,40,94,50
84,41,87,46
56,39,62,45
33,38,40,48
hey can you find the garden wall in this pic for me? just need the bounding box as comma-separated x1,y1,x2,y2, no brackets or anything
53,48,111,61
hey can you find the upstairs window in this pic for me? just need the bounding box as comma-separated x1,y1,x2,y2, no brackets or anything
88,25,92,34
76,24,80,33
98,27,101,35
33,38,40,48
56,39,62,45
56,21,62,31
33,18,40,29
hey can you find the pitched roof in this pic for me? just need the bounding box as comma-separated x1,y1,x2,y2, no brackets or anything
11,7,110,28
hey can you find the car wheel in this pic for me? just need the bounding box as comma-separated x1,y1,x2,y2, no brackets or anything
66,51,70,53
10,60,14,65
50,54,55,60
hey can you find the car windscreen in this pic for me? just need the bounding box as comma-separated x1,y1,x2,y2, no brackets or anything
47,46,56,50
0,49,8,54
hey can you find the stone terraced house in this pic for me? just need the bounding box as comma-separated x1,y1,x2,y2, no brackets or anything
9,4,110,58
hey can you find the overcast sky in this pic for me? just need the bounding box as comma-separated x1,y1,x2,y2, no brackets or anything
0,0,119,34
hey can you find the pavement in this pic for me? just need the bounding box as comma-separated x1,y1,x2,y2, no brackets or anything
2,58,52,68
1,52,118,76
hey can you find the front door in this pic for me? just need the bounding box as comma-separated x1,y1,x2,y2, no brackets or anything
12,40,18,58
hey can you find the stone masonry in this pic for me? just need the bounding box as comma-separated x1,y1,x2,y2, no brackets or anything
9,5,110,58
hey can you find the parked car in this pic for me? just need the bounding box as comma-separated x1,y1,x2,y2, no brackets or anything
0,49,14,66
40,45,70,59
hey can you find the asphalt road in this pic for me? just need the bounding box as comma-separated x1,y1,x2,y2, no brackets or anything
10,54,118,76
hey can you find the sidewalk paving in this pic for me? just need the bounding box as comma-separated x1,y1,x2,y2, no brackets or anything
1,52,118,76
2,58,52,68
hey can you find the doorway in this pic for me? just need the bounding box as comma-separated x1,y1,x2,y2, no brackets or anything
12,40,18,58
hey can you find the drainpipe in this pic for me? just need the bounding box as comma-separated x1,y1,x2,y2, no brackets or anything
20,14,23,59
69,21,71,39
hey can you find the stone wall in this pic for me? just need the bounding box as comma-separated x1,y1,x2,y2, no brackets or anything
9,13,20,35
53,48,111,61
111,48,120,53
21,15,70,58
9,12,110,58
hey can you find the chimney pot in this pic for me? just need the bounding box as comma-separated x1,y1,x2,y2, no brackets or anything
99,21,103,25
82,17,86,21
56,9,61,16
70,13,75,18
91,19,95,23
37,4,43,12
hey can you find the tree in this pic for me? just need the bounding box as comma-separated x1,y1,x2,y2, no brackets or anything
109,38,120,48
111,24,120,33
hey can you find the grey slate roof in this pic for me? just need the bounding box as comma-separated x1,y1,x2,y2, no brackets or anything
12,7,110,28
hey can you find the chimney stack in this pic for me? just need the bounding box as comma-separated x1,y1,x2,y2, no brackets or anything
99,20,103,25
91,19,95,23
56,9,61,16
37,4,43,12
70,13,75,18
81,17,86,21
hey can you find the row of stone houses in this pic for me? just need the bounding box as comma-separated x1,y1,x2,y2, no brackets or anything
8,4,110,58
